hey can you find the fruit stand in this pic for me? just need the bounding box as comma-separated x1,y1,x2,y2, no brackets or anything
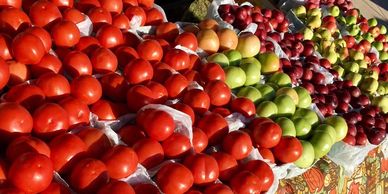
0,0,387,194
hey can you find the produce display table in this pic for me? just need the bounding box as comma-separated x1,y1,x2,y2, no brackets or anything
277,147,388,194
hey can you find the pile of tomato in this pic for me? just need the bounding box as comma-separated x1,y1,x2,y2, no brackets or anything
0,0,289,194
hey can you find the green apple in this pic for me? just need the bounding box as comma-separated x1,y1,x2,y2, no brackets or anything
361,68,379,80
241,57,261,67
324,51,338,64
337,15,346,25
329,6,340,17
258,52,279,74
255,84,275,101
357,60,368,69
345,72,362,86
363,33,375,43
372,96,388,113
237,86,262,104
302,27,314,40
224,66,246,89
293,108,319,126
275,117,296,137
241,62,261,86
236,33,261,58
313,124,337,145
256,101,278,118
223,50,242,66
294,86,311,108
306,15,322,29
347,24,360,36
293,117,311,138
294,140,315,168
377,85,386,95
360,77,379,94
276,87,299,105
310,131,333,159
332,65,345,77
380,25,387,34
380,52,388,61
368,18,378,27
318,28,331,40
293,5,306,19
324,116,348,142
274,94,296,117
372,41,384,51
307,8,321,17
349,50,364,60
334,39,347,48
207,53,229,67
268,72,291,87
346,15,357,25
343,61,359,73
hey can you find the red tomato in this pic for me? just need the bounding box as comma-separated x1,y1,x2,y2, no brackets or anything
51,20,80,47
204,80,231,106
90,47,118,73
164,74,189,99
36,73,70,101
40,182,71,194
243,160,274,192
184,189,202,194
63,8,85,24
163,49,190,71
0,33,12,61
248,117,273,130
75,36,101,55
146,80,168,98
6,60,30,86
122,31,141,48
133,138,164,169
230,171,262,194
258,148,275,163
211,107,231,117
99,0,122,14
230,97,256,117
11,32,45,64
63,51,93,78
50,0,74,9
69,158,109,193
137,39,163,63
196,112,228,145
8,153,53,193
189,54,201,70
0,158,7,184
175,32,198,51
75,0,101,13
252,122,282,148
222,131,253,160
4,83,45,111
0,7,31,35
59,96,90,127
118,125,146,146
49,133,87,173
200,63,225,83
0,58,9,90
54,46,71,61
87,7,112,30
76,127,112,158
29,0,62,29
0,102,33,141
101,145,138,179
31,53,62,78
90,99,128,120
183,89,210,114
132,183,161,194
152,62,174,82
114,46,139,70
138,0,153,10
184,69,204,85
155,38,170,52
162,133,191,158
70,75,102,105
192,127,208,153
0,187,25,194
156,22,179,42
126,85,157,112
6,136,50,162
100,73,129,102
136,108,175,141
124,6,146,28
145,8,164,26
156,163,193,194
96,24,124,48
184,153,219,185
272,136,303,163
98,181,135,194
123,0,138,8
112,13,130,30
33,103,69,138
211,152,238,182
204,184,234,194
124,58,153,84
170,102,195,123
0,0,21,8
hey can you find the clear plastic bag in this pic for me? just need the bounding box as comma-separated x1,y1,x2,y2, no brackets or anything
77,14,93,36
266,37,289,59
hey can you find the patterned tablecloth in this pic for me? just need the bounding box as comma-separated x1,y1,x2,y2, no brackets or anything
277,147,388,194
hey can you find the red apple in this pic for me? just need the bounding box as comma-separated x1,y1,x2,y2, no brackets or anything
272,9,284,23
356,132,368,145
221,13,235,24
359,22,369,33
322,15,336,23
367,128,386,145
343,35,356,48
378,62,388,73
218,4,232,15
315,84,329,94
312,72,326,85
262,9,272,18
336,101,349,113
348,123,357,136
343,134,356,145
251,13,263,23
344,112,359,124
301,82,314,94
375,117,386,130
375,34,386,42
348,86,361,97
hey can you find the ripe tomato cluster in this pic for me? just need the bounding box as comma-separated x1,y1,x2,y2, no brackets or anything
0,0,298,194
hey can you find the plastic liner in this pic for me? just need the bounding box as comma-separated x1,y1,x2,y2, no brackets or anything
278,0,306,12
266,37,289,60
285,10,306,33
76,14,93,36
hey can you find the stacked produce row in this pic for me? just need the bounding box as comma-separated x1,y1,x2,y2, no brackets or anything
0,0,386,194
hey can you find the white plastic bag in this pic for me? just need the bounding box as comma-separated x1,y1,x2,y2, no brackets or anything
278,0,306,12
77,15,93,36
327,141,377,176
266,37,289,59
